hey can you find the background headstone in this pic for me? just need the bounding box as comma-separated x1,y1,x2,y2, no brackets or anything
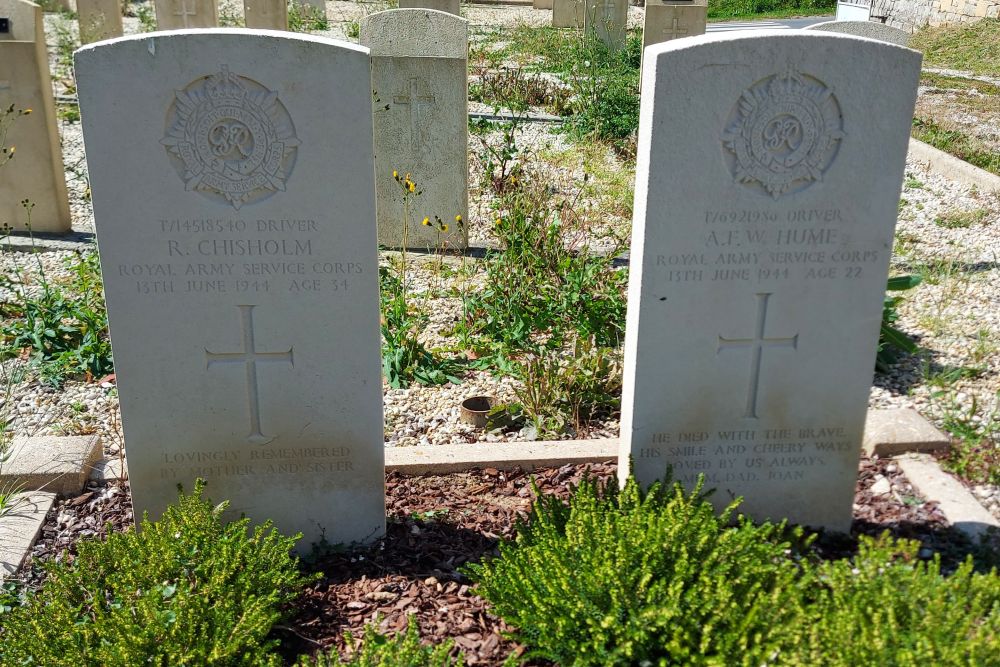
294,0,324,13
584,0,627,49
244,0,286,29
77,0,123,44
154,0,217,29
642,0,707,50
75,30,385,548
0,0,71,233
804,20,910,46
552,0,583,27
361,9,469,249
533,0,553,9
620,31,921,531
399,0,460,16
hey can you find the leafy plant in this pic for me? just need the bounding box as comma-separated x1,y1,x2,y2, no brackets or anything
135,2,157,31
936,391,1000,486
0,228,113,387
467,474,809,666
877,274,921,372
302,618,461,666
287,0,329,31
0,480,315,666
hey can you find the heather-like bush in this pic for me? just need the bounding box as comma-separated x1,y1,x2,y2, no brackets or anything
466,475,809,666
302,618,461,667
0,481,313,666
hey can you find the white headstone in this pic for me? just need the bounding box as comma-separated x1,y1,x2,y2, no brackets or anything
552,0,583,27
361,9,468,249
0,0,71,233
642,0,706,50
77,0,123,44
154,0,217,29
75,30,385,548
805,20,910,46
620,32,921,531
835,0,870,20
244,0,286,29
399,0,460,16
584,0,627,49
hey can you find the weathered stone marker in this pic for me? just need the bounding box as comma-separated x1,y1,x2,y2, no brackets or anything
533,0,553,9
804,20,910,46
244,0,286,30
584,0,627,49
642,0,706,50
552,0,583,27
77,0,123,44
361,9,468,249
399,0,460,16
0,0,71,233
75,30,385,548
619,32,921,531
154,0,217,29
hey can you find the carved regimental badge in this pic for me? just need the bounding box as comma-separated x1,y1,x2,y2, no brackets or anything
162,66,299,210
722,70,844,199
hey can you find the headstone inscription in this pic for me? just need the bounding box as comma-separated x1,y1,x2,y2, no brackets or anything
619,31,921,531
0,0,71,233
584,0,627,49
642,0,707,50
361,9,468,249
75,30,385,548
154,0,217,29
244,0,287,30
399,0,460,16
552,0,583,27
77,0,123,44
804,20,910,46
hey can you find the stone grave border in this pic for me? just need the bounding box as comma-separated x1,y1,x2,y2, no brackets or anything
908,137,1000,193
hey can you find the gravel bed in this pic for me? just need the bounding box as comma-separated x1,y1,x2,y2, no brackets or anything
12,457,986,666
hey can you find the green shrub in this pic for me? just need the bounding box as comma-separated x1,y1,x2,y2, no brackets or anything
877,274,921,372
0,481,314,666
792,535,1000,665
466,475,809,666
302,618,461,666
707,0,835,19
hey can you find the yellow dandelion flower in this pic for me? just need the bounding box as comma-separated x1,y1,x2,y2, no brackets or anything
422,216,431,226
441,224,449,232
454,214,462,222
22,109,32,115
7,146,14,156
408,182,415,192
393,170,398,179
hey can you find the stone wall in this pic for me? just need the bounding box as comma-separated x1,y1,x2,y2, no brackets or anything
871,0,999,33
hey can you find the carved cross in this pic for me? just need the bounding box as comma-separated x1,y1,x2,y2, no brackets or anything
205,305,293,444
662,17,688,39
717,292,798,419
393,78,435,150
173,0,198,28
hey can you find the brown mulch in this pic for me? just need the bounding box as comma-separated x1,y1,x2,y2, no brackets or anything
12,457,992,666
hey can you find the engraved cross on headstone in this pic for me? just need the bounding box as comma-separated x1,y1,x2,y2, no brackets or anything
662,17,688,39
173,0,198,28
393,78,435,150
717,292,798,419
205,304,293,445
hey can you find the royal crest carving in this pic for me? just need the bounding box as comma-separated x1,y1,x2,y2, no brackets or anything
722,70,844,199
161,66,299,210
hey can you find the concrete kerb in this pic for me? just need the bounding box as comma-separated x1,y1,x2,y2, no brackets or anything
907,137,1000,193
0,492,57,582
895,453,1000,540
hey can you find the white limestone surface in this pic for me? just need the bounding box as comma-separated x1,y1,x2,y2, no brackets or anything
804,20,910,46
0,0,71,233
75,30,385,549
620,31,922,531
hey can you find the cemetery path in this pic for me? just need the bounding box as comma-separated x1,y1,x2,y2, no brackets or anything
13,457,989,665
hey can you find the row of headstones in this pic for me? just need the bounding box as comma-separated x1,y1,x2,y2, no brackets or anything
70,25,920,547
546,0,708,51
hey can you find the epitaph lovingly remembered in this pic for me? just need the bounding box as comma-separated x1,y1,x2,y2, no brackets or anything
244,0,287,29
154,0,217,29
75,31,385,547
0,0,71,232
77,0,123,43
361,9,468,249
584,0,627,49
620,32,921,531
642,0,706,50
399,0,460,15
552,0,583,27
